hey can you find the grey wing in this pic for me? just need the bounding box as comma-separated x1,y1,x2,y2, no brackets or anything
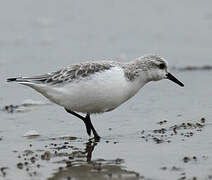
45,62,114,85
7,62,114,85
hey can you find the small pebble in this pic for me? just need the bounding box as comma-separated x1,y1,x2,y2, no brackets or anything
183,157,190,163
201,117,205,123
30,157,36,163
41,151,51,160
193,156,197,160
160,166,167,170
17,163,23,169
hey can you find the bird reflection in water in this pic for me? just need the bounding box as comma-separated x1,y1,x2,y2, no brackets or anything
85,139,98,162
49,138,140,180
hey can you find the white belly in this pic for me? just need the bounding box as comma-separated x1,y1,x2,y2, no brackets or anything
34,67,144,113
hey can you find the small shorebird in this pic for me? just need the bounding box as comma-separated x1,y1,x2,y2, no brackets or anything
7,55,184,140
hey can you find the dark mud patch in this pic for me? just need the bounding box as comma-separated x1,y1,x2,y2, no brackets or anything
10,137,145,180
141,118,212,180
49,136,78,141
160,155,211,180
2,104,20,113
172,65,212,72
0,167,8,178
49,162,142,180
1,100,51,113
182,155,209,164
160,166,183,172
141,118,206,144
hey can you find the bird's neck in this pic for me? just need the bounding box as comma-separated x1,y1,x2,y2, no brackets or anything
122,61,151,85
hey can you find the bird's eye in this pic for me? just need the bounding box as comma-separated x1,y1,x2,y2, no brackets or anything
159,63,166,69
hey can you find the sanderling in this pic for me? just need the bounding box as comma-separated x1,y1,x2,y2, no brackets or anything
7,55,184,140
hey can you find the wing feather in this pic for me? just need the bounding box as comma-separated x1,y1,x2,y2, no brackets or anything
7,62,114,85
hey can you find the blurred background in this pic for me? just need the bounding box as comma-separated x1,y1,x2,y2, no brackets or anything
1,0,212,73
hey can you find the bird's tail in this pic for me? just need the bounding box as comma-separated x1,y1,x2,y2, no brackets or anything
7,77,28,83
6,77,38,85
7,77,19,82
7,73,50,84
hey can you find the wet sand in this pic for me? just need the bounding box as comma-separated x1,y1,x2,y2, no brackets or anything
1,69,212,180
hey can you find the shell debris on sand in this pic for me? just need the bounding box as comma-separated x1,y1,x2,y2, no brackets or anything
24,130,40,137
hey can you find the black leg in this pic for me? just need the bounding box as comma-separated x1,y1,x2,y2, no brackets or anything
85,114,100,141
64,108,100,140
65,108,85,121
65,108,91,136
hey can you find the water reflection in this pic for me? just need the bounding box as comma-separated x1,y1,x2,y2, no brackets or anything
49,138,141,180
85,139,98,162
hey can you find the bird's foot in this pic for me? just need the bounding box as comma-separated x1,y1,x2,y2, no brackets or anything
89,134,100,142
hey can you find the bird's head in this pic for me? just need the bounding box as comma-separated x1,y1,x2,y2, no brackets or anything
136,55,184,87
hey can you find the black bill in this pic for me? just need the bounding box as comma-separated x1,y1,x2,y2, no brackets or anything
166,73,184,87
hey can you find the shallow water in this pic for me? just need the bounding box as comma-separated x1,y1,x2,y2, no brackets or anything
1,1,212,180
